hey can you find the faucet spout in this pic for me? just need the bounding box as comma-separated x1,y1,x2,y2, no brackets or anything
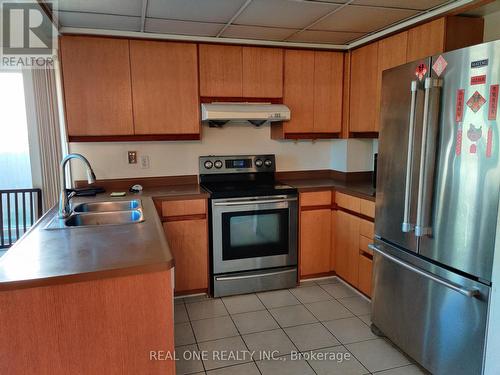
59,153,96,218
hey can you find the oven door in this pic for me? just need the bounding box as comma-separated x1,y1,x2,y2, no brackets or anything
211,195,298,274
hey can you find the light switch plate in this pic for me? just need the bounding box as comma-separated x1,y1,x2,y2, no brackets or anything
140,155,150,169
128,151,137,164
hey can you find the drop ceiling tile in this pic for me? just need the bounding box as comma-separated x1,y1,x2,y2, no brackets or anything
58,0,143,17
287,30,365,44
58,11,141,31
312,4,419,33
235,0,339,29
147,0,248,23
221,25,297,41
145,18,224,36
352,0,450,11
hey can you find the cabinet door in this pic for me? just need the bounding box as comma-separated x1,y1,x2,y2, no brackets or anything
358,253,373,297
60,36,134,136
199,44,243,97
349,42,379,133
313,51,343,133
330,210,337,272
335,211,360,285
283,50,315,134
300,209,331,277
130,41,199,135
406,18,445,62
242,47,283,98
163,219,208,293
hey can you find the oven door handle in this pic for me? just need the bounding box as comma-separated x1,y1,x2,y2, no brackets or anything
213,197,297,206
215,268,296,281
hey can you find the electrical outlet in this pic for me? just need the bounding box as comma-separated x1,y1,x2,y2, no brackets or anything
128,151,137,164
140,155,150,169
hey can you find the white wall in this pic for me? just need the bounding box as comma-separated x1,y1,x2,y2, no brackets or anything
70,123,376,180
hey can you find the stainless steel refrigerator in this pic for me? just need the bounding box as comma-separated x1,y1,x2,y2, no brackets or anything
372,40,500,375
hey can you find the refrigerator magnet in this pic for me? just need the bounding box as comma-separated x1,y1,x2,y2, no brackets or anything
415,63,427,81
488,84,499,121
467,91,487,113
471,75,486,85
456,126,463,156
456,89,465,123
432,55,448,77
467,124,482,154
486,127,493,158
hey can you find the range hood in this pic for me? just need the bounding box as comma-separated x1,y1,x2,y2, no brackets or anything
201,102,291,127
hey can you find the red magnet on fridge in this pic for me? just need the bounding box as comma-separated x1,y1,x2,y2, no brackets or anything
455,89,465,123
432,55,447,77
471,75,486,85
466,91,486,113
489,84,499,120
486,127,493,158
467,124,482,154
415,63,427,81
455,126,463,156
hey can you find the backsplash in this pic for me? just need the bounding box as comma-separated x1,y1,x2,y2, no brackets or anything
70,124,376,180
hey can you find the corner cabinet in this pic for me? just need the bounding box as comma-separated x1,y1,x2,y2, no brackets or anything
347,16,483,137
60,36,201,141
199,44,283,99
272,50,343,139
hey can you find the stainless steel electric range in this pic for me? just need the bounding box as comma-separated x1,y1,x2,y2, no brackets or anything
199,154,298,297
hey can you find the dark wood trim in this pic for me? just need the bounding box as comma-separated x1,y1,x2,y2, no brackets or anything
174,288,208,297
69,134,201,142
285,132,341,139
334,205,375,222
200,97,283,104
349,131,378,139
161,214,207,222
75,175,199,189
300,205,333,212
359,250,374,260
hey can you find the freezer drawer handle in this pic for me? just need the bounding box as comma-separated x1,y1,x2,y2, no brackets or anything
215,268,296,281
402,80,418,233
213,197,297,206
369,244,480,298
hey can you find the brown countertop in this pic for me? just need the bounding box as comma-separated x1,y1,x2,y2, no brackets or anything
280,178,376,201
0,185,208,291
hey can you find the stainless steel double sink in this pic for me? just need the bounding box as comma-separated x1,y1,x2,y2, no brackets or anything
46,199,144,229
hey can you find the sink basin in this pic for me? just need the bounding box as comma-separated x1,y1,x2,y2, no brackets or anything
64,210,144,227
73,199,141,213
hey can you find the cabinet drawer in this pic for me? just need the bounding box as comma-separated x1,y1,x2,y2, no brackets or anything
335,192,361,213
161,199,206,217
360,199,375,218
359,219,374,239
359,235,373,256
300,191,332,207
358,253,373,297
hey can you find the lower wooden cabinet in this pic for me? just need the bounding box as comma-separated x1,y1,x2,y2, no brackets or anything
300,209,332,277
163,219,208,294
358,252,373,297
335,210,360,286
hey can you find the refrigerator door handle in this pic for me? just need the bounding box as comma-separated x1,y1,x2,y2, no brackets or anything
415,77,442,237
369,244,480,298
402,80,418,233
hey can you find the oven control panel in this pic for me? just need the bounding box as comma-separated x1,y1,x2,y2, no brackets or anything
199,155,275,174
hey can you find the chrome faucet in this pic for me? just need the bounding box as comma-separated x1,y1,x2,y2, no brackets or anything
59,153,96,218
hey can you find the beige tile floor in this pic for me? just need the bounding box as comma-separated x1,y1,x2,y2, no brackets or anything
174,277,429,375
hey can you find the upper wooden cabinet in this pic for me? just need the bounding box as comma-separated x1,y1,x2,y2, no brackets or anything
129,40,199,136
199,44,243,97
242,47,283,98
199,44,283,98
349,42,379,135
406,17,483,63
60,36,134,137
273,50,343,139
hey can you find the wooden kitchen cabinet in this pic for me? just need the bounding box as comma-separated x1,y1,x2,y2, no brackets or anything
163,219,208,294
335,210,360,286
358,252,373,296
199,44,283,98
199,44,243,97
273,50,343,139
60,36,134,137
349,42,379,135
300,209,332,277
129,40,200,136
242,47,283,98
